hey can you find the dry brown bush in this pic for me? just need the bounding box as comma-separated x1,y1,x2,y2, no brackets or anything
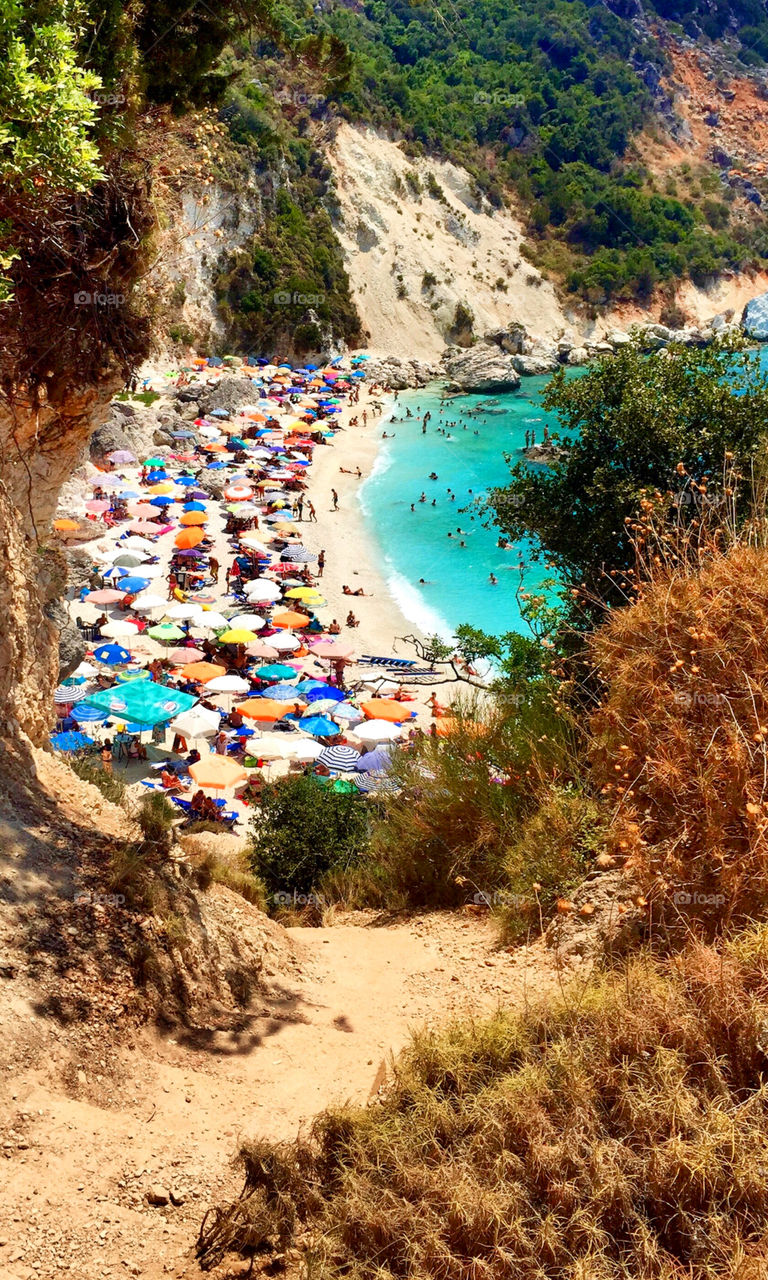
199,931,768,1277
590,542,768,933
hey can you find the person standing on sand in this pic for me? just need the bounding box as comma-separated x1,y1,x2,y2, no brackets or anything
331,489,339,511
209,556,219,584
297,495,304,520
307,500,317,522
317,550,325,577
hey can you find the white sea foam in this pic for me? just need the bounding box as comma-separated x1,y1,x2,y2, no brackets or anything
385,565,454,641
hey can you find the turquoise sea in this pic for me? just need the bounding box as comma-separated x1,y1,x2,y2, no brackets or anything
359,376,565,639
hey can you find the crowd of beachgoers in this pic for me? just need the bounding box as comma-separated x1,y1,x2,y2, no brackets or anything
52,354,454,828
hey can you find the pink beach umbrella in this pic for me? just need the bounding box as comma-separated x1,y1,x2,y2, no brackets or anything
168,646,207,664
311,640,355,659
85,499,111,515
86,588,126,605
129,520,162,535
246,641,280,660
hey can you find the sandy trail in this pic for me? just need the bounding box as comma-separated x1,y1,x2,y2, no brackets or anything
0,911,559,1280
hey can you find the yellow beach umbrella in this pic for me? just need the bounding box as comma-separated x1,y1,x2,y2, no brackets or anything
217,628,259,644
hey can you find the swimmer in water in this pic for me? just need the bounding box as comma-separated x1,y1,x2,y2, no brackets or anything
489,573,498,585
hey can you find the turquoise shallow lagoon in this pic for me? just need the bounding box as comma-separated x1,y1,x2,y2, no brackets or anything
359,378,563,638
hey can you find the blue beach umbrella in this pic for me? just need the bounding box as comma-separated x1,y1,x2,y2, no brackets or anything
299,714,339,737
183,501,207,512
147,470,168,481
295,679,330,694
51,730,95,752
176,475,197,486
306,685,345,704
207,461,226,470
103,565,128,580
149,496,171,507
93,643,131,665
258,682,301,701
72,704,108,724
116,576,150,593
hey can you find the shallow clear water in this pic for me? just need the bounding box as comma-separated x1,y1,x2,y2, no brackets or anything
359,378,563,638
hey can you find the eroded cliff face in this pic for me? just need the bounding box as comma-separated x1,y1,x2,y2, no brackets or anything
0,380,120,753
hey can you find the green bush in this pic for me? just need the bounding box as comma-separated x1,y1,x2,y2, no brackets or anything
69,757,126,805
248,775,369,901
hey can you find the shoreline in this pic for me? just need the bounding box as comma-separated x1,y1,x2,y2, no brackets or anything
295,389,431,665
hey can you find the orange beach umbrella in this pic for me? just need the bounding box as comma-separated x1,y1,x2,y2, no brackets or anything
360,699,406,723
189,756,247,791
175,527,205,549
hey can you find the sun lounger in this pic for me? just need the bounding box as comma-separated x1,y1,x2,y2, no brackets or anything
359,655,417,668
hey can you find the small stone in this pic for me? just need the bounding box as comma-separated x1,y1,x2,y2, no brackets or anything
169,1189,185,1206
146,1186,170,1207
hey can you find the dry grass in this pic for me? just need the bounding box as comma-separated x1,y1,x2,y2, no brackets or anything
590,542,768,933
199,928,768,1277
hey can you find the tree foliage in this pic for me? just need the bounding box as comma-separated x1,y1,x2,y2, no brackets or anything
488,340,768,607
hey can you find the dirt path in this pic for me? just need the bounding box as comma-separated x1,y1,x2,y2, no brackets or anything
0,911,560,1280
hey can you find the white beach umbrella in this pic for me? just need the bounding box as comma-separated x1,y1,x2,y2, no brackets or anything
169,706,221,739
271,632,301,652
167,603,205,621
291,739,325,762
120,535,156,552
192,610,229,631
243,580,281,603
353,720,403,743
227,613,265,630
131,593,167,612
100,620,140,640
206,675,250,694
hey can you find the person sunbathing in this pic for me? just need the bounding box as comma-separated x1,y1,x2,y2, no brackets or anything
161,768,188,791
345,611,359,628
342,585,369,596
328,619,341,635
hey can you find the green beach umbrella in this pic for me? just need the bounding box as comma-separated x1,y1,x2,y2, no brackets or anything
148,622,185,642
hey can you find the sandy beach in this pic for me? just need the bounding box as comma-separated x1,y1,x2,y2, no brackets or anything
55,363,447,817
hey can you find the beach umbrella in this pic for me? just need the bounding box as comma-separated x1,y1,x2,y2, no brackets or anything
353,747,394,773
285,587,325,601
246,642,279,660
51,730,95,752
148,622,186,642
149,496,172,508
272,610,310,629
330,702,364,724
216,627,258,645
86,588,125,605
306,685,345,704
238,535,270,554
72,660,100,679
175,528,205,549
115,576,150,593
170,706,221,739
300,714,339,738
131,593,166,612
85,499,111,514
295,679,330,694
167,603,204,621
354,720,403,743
120,535,157,552
311,640,355,660
168,646,206,664
93,643,131,665
175,475,198,487
271,632,301,652
53,518,80,533
258,682,303,702
147,469,168,481
111,553,146,569
238,698,293,722
291,739,325,762
134,563,165,579
317,744,361,772
354,773,399,796
100,620,139,640
206,674,250,695
102,566,128,580
127,503,156,519
183,501,207,512
71,704,108,725
180,511,208,526
192,610,229,631
360,699,406,723
248,734,301,761
281,546,317,563
143,457,165,467
86,681,197,726
128,521,161,536
255,664,298,680
54,683,91,704
177,661,227,683
310,698,357,718
227,613,265,630
242,580,281,602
